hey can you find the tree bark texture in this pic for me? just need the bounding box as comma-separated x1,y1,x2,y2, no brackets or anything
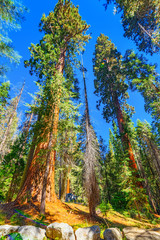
114,94,138,171
82,57,100,217
16,48,66,205
66,168,71,194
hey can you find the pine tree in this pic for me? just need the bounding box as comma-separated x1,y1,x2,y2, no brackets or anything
0,0,27,76
0,83,24,156
56,97,81,201
16,0,90,214
99,128,127,209
136,120,160,212
123,51,160,135
107,125,130,210
104,0,160,54
5,111,34,202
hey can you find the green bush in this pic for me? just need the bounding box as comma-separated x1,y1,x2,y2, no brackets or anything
10,213,24,225
98,201,113,215
0,233,23,240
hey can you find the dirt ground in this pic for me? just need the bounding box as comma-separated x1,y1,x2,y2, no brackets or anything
0,200,160,231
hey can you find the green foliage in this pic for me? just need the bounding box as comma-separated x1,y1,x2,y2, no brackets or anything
55,100,83,200
99,120,153,214
24,0,91,142
135,120,160,213
98,201,113,215
10,213,24,225
0,0,27,77
19,0,91,207
0,81,10,112
93,34,129,122
93,35,159,215
104,0,160,54
0,113,31,201
0,96,19,160
0,233,23,240
0,211,6,225
25,0,90,83
123,51,160,135
99,125,129,210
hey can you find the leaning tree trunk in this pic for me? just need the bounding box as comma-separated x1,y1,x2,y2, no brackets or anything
82,58,100,217
0,83,24,154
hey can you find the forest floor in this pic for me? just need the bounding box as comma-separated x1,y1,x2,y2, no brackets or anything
0,200,160,235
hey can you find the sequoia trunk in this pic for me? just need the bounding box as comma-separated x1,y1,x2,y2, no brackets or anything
16,48,66,205
114,94,138,171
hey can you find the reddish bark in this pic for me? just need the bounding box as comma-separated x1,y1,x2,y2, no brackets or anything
17,48,66,206
114,94,138,171
16,141,48,203
66,169,71,194
46,103,60,202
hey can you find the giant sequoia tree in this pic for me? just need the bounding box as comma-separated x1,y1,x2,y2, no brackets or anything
93,34,139,174
16,0,90,214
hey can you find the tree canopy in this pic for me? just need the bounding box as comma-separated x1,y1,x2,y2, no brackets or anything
104,0,160,54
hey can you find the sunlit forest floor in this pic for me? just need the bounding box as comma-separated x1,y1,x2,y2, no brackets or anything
0,201,160,235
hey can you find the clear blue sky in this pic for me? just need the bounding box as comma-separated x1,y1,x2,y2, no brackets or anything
7,0,159,143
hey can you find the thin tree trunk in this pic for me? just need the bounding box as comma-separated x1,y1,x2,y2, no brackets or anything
0,83,24,153
148,139,160,179
136,156,157,213
6,111,33,202
6,168,19,202
21,112,34,154
142,147,160,192
59,158,62,199
60,166,67,201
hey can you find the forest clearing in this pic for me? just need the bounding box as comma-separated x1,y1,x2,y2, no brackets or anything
0,0,160,239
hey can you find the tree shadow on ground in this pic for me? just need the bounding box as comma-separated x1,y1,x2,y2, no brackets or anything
0,201,159,231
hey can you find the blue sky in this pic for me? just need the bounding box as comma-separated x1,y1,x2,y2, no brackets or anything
6,0,159,143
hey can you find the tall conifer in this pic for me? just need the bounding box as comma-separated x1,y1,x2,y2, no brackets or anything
16,0,90,214
93,34,139,175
